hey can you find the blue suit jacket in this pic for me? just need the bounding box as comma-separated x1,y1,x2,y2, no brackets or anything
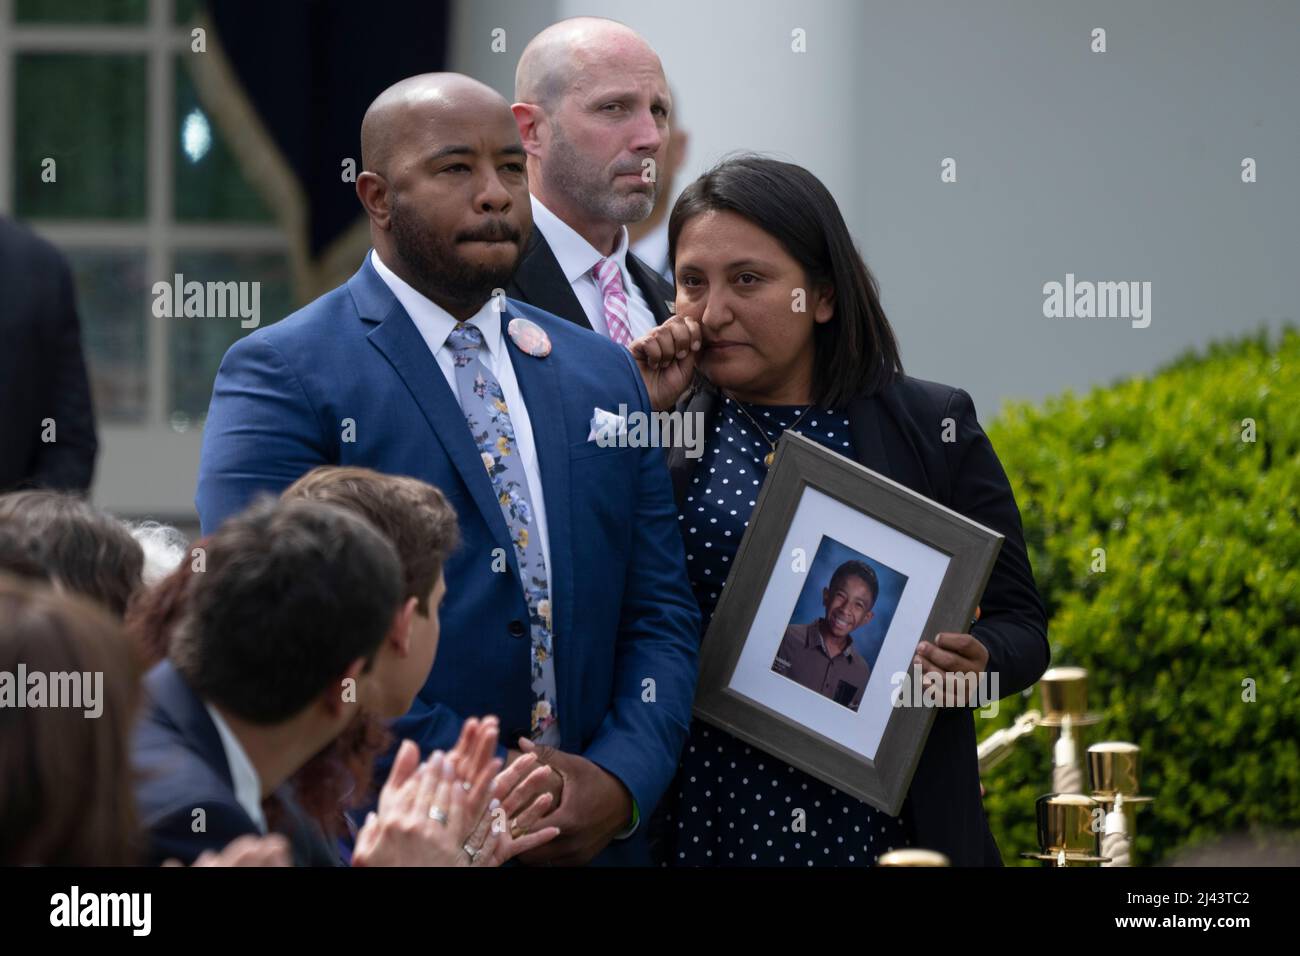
133,661,339,866
194,258,701,863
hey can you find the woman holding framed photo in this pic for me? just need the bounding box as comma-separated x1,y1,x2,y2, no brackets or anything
630,155,1049,866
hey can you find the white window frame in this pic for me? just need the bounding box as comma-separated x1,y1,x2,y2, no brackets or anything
0,0,289,520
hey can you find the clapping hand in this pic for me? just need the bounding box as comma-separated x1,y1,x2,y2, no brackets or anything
352,717,500,867
457,749,561,866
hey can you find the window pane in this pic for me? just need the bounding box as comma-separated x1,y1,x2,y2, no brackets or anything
15,0,147,23
66,248,149,424
15,54,147,220
173,57,275,223
168,251,293,425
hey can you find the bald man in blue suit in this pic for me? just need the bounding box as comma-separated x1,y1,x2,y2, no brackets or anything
195,74,699,866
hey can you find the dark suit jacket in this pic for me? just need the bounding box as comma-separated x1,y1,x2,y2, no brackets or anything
0,217,97,492
665,377,1050,866
506,227,674,332
132,661,340,866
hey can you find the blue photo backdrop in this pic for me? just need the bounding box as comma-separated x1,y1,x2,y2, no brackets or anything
785,535,908,672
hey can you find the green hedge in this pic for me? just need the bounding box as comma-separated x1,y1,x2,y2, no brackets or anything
980,328,1300,864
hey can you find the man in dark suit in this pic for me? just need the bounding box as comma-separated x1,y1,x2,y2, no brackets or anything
133,498,404,866
195,74,700,865
0,217,97,492
508,17,675,340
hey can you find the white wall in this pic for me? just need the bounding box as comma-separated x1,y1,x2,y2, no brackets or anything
555,0,1297,420
93,0,1300,519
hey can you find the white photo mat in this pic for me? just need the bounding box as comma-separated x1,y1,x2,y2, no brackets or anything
728,486,951,761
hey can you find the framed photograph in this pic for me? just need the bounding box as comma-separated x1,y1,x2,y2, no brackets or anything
694,431,1004,815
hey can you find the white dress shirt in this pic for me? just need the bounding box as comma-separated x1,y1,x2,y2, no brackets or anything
204,702,267,834
529,194,658,341
370,250,552,581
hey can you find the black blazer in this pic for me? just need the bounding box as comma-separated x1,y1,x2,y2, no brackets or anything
132,661,340,866
665,376,1050,866
0,217,97,493
506,227,675,331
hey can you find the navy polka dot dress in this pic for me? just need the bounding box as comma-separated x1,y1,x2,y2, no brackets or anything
667,396,912,866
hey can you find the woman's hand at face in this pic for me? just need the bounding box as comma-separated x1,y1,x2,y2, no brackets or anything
629,313,702,412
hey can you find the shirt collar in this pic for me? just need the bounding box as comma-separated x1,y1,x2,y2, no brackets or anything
203,701,267,833
529,194,631,284
809,620,854,661
369,249,502,358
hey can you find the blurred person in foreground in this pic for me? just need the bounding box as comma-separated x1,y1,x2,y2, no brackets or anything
131,496,553,866
128,468,559,863
281,465,560,862
0,490,143,617
0,575,288,866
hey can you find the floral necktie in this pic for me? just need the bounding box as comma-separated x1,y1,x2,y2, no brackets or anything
447,322,559,745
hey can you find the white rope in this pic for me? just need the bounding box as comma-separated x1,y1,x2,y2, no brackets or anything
1101,828,1131,867
1051,761,1084,794
1051,716,1084,793
1101,793,1131,867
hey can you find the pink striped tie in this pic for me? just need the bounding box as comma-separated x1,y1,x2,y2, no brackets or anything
593,257,634,348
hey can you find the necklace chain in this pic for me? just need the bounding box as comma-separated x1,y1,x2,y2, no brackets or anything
726,395,815,466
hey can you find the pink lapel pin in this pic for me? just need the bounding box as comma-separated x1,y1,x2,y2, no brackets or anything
507,317,552,358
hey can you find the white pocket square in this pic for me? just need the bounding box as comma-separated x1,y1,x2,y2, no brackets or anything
587,406,627,443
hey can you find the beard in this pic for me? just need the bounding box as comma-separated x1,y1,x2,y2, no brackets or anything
545,120,657,225
388,194,523,309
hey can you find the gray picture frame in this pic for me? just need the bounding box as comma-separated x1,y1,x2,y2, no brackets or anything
694,431,1004,816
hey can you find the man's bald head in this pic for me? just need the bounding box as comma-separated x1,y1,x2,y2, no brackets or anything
353,71,532,320
361,72,512,178
511,18,670,249
515,17,665,113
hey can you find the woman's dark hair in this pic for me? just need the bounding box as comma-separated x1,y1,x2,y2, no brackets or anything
123,550,200,668
0,575,142,865
668,154,903,408
0,491,143,617
288,709,391,838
